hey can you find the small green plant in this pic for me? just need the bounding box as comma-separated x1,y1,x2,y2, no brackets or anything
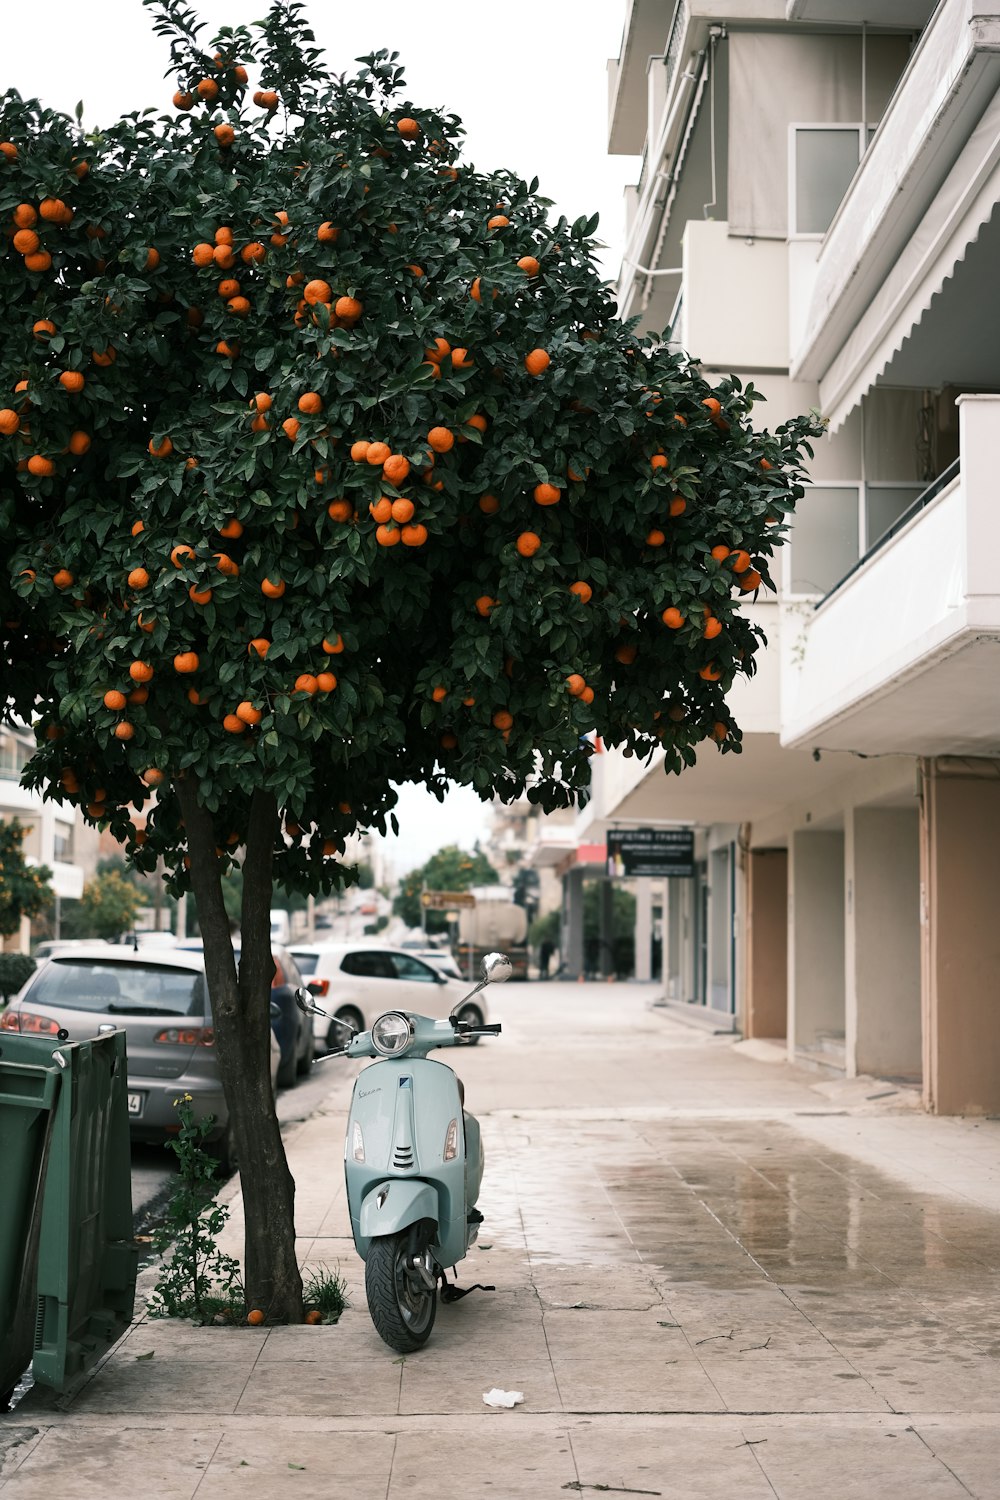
0,951,36,1001
146,1095,244,1322
302,1263,349,1324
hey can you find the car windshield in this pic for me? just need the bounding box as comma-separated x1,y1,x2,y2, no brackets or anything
28,959,206,1017
289,951,318,975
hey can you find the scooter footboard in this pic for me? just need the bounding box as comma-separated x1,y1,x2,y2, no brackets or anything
358,1179,439,1254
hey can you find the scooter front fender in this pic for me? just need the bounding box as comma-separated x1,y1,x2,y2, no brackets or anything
359,1178,439,1250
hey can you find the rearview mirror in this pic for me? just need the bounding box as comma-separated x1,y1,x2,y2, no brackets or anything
481,952,512,985
295,985,324,1017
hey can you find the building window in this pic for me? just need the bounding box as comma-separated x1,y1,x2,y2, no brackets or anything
53,823,73,862
786,482,930,597
0,734,31,780
789,126,864,236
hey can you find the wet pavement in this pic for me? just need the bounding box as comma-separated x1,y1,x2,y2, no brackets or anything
2,981,999,1498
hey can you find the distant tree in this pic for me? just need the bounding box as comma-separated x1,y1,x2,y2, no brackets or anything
529,880,636,974
0,951,37,999
394,844,498,931
76,868,142,940
0,818,52,937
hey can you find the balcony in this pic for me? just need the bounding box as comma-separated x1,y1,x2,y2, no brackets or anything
781,396,1000,756
791,0,1000,427
681,221,788,369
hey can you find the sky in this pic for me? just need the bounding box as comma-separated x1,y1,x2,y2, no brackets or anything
3,0,639,875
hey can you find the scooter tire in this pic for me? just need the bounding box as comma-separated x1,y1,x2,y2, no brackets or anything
365,1232,437,1353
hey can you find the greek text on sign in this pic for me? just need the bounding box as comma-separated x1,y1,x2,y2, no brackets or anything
606,827,695,878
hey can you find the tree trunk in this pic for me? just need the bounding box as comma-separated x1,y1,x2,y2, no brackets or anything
175,778,303,1322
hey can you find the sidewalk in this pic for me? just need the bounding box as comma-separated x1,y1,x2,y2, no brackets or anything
1,985,999,1499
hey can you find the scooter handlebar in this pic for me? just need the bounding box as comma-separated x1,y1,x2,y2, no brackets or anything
464,1023,502,1038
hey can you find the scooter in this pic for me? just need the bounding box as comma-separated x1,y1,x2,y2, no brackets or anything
295,950,510,1352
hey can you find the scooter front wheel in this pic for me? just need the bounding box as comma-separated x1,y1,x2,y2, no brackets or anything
365,1232,437,1353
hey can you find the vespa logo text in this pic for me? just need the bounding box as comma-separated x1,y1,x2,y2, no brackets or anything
358,1087,381,1100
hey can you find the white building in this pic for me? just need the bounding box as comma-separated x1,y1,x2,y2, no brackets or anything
590,0,1000,1113
0,722,99,951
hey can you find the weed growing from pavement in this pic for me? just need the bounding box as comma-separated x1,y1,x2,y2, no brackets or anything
146,1095,244,1322
302,1263,349,1323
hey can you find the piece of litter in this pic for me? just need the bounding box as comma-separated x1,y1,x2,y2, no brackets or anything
483,1387,524,1408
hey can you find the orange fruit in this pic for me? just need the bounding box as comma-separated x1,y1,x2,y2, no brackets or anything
533,482,560,506
236,701,262,726
261,577,286,598
248,638,270,658
0,409,21,435
524,348,550,376
227,296,251,317
254,90,279,110
699,663,722,681
327,499,353,522
350,440,370,462
13,204,37,228
171,544,195,568
516,531,541,558
219,518,243,539
192,243,215,267
517,255,539,276
427,426,454,454
131,521,145,537
103,689,127,710
298,391,322,414
566,674,586,697
224,714,246,734
432,685,447,702
662,607,685,629
303,279,332,305
651,453,668,471
173,652,199,674
196,78,219,100
739,570,762,592
31,317,55,338
129,686,149,705
646,529,666,547
335,295,362,322
304,1309,323,1325
189,585,213,605
321,634,344,655
68,431,91,455
142,767,165,786
129,661,154,683
113,721,135,741
369,497,393,524
569,581,592,603
317,222,339,242
401,523,427,547
375,523,400,547
492,709,513,730
383,454,410,486
294,673,318,695
24,251,52,272
143,248,160,272
173,90,194,110
474,595,497,617
315,672,337,693
59,371,85,393
0,143,18,161
487,214,510,230
241,241,266,264
366,441,391,466
252,392,272,413
52,567,73,588
391,497,415,524
669,495,686,518
148,436,173,458
93,346,117,366
39,198,71,224
450,347,474,370
704,617,723,640
479,493,500,515
127,567,151,590
580,686,595,706
282,417,300,442
214,553,239,576
730,550,752,574
397,116,421,138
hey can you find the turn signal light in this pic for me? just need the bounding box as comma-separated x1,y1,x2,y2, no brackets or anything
310,978,330,997
351,1121,365,1163
443,1118,459,1161
153,1027,215,1046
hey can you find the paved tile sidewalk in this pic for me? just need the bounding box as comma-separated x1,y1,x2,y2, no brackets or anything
1,989,998,1498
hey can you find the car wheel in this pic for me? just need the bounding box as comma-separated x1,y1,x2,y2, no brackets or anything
327,1005,364,1051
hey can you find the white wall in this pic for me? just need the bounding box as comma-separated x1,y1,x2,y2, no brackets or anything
788,827,845,1056
682,221,789,370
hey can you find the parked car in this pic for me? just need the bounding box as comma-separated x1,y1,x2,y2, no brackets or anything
175,940,313,1088
398,940,463,980
287,941,488,1051
0,945,281,1167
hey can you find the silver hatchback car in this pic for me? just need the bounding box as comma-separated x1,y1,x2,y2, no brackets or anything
0,946,279,1159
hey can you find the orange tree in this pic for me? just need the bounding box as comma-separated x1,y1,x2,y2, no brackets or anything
0,0,821,1319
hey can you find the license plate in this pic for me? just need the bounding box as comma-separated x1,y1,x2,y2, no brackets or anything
127,1092,145,1116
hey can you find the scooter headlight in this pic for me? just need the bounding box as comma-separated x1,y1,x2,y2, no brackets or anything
371,1011,414,1056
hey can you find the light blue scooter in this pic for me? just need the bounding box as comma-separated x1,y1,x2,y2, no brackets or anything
296,951,510,1352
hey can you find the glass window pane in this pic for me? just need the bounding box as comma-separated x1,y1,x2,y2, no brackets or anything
795,129,860,234
866,485,925,549
789,487,860,594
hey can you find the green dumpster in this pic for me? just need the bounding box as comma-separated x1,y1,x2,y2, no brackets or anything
0,1029,138,1403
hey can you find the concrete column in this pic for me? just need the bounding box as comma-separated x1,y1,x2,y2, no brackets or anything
561,867,585,980
708,844,732,1012
920,758,1000,1114
598,878,615,978
745,849,787,1039
845,806,921,1082
634,879,653,982
788,829,845,1061
664,881,683,998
